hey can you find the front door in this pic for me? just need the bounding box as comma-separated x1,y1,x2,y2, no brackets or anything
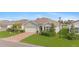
39,26,42,32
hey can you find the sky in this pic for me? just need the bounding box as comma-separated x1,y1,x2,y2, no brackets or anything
0,12,79,21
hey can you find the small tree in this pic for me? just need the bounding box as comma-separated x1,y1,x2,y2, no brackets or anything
7,23,25,33
59,24,78,40
67,24,76,40
49,23,56,36
58,28,69,38
11,23,22,32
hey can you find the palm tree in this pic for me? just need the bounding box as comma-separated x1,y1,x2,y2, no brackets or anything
58,17,63,30
58,17,64,38
66,20,74,33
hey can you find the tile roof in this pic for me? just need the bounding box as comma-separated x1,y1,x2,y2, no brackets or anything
34,17,53,24
34,17,59,27
0,18,58,27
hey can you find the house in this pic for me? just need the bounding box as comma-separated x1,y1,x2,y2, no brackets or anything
71,20,79,33
0,18,59,33
0,20,14,31
64,20,79,33
13,19,39,33
13,18,54,33
34,17,59,33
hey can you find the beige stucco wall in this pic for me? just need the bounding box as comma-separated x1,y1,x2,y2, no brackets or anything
55,26,61,33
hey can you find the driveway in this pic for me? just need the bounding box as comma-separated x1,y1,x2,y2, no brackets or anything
0,32,41,47
3,32,34,42
0,40,41,47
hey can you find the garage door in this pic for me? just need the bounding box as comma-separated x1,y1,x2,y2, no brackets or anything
25,28,37,33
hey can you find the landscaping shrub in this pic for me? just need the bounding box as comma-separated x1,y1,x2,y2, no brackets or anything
41,31,50,36
7,28,14,32
66,33,76,40
19,30,25,32
7,28,11,32
7,28,25,33
75,34,79,40
59,28,79,40
58,28,69,38
41,31,56,37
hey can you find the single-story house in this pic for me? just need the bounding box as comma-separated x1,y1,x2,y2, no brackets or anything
34,17,59,33
0,20,39,32
0,20,14,31
0,18,60,33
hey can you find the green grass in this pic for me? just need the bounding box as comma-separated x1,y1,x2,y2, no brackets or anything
0,31,20,38
21,34,79,47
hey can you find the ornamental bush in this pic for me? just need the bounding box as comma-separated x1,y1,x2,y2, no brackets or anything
66,33,76,40
59,28,79,40
41,31,50,36
58,28,69,38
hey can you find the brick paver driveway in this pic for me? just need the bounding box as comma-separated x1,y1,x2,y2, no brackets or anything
3,32,34,42
0,32,42,47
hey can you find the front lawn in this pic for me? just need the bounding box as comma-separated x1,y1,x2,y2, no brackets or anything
21,34,79,47
0,31,20,38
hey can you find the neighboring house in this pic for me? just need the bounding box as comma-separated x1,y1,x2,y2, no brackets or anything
0,18,59,33
72,20,79,33
66,20,79,33
0,20,14,31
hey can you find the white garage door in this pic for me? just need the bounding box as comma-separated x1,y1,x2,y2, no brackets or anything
25,28,37,33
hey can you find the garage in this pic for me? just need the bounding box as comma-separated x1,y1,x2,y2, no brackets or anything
23,21,39,33
25,28,37,33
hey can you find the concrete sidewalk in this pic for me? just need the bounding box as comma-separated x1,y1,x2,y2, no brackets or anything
0,40,41,47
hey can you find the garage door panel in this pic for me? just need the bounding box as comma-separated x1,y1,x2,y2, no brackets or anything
25,28,37,33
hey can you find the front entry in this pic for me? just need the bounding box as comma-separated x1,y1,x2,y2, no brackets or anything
39,26,43,32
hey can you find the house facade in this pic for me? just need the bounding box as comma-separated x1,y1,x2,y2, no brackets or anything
34,17,59,33
66,20,79,33
21,21,39,33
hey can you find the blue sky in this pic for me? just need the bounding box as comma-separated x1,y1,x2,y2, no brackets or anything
0,12,79,21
